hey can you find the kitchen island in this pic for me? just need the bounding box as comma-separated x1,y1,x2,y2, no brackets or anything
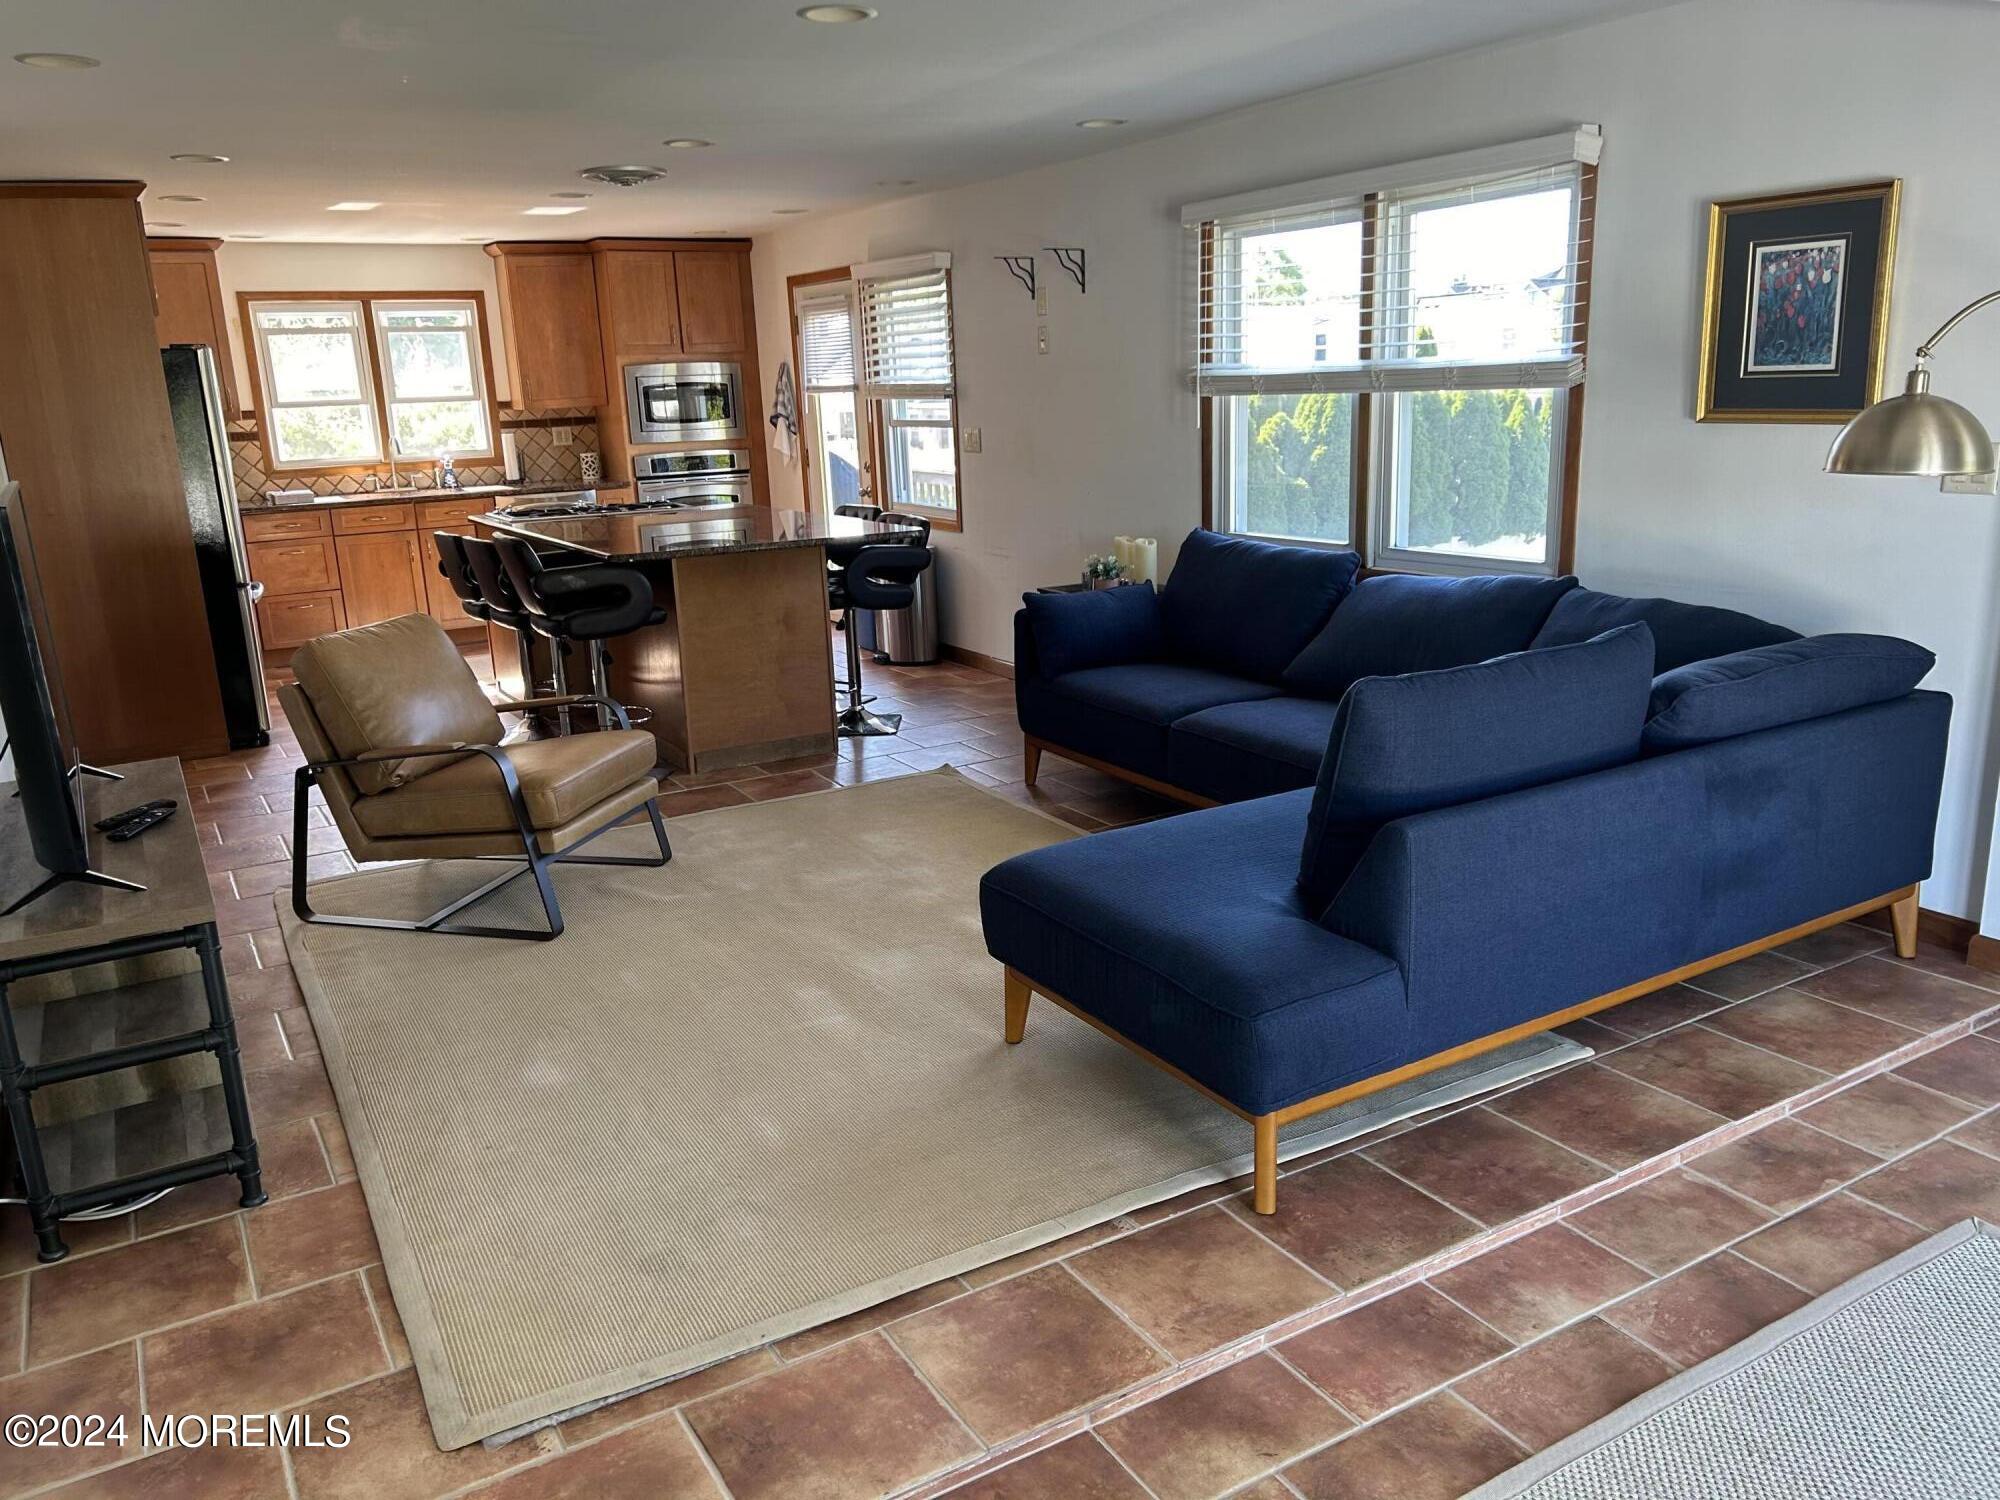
473,505,922,773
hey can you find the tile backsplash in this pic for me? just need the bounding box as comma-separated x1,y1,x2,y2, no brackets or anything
228,410,601,503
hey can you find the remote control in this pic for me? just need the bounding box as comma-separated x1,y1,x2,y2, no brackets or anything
95,799,176,833
104,804,178,842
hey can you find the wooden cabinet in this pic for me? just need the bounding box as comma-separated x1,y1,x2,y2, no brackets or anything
487,248,606,409
331,502,417,536
258,591,347,651
334,531,428,628
674,251,746,353
598,251,682,351
416,497,485,629
248,537,338,595
146,237,238,414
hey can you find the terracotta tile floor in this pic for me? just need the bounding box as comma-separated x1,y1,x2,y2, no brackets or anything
3,639,1998,1499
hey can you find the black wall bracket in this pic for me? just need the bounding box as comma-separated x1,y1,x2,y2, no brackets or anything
1044,246,1087,294
996,255,1037,299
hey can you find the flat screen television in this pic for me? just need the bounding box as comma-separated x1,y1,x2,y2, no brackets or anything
0,482,140,915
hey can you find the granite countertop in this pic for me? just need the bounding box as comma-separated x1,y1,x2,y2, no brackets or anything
477,505,923,563
245,479,630,512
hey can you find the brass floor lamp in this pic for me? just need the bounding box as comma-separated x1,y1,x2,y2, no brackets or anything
1826,292,1999,476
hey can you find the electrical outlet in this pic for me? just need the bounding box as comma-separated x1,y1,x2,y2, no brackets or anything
551,424,574,447
1037,325,1049,355
962,427,983,454
1942,469,1998,496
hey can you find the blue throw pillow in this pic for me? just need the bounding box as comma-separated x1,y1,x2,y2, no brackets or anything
1297,623,1654,913
1532,587,1799,673
1283,572,1580,700
1644,634,1935,750
1021,582,1163,678
1160,529,1360,684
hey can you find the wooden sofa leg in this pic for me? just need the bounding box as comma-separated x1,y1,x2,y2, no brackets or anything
1252,1115,1278,1215
1023,739,1042,787
1004,970,1032,1043
1891,888,1920,959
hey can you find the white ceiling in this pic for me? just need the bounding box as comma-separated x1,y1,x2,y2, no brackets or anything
2,0,1685,243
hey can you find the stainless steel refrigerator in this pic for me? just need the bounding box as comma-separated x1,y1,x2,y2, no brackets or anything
163,344,269,747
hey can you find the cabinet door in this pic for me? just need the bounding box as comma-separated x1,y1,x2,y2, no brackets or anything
334,532,428,628
419,528,474,629
600,251,681,350
149,249,239,412
496,253,606,408
248,537,339,594
674,251,746,353
258,591,346,650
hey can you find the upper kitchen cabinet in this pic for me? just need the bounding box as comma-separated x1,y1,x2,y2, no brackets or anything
597,250,681,352
674,250,748,353
146,236,239,414
486,245,607,409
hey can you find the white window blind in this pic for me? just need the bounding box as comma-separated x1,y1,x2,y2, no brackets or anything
796,288,858,393
854,252,955,401
1185,127,1599,398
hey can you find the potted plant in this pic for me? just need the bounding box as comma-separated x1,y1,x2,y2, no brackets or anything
1082,554,1130,590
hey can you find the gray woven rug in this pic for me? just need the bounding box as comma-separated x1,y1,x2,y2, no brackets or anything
1472,1219,2000,1499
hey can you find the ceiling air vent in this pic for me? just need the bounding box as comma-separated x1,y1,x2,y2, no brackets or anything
577,165,667,188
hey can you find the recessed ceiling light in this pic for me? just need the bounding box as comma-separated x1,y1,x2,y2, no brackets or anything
13,52,100,69
523,205,586,216
234,233,266,239
797,5,876,21
156,193,205,203
663,138,713,150
551,191,591,199
578,165,666,188
874,178,917,187
170,153,230,164
1076,117,1128,128
772,207,809,215
145,221,185,230
326,201,380,211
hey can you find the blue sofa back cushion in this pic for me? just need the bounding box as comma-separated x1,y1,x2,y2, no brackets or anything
1644,633,1935,751
1021,581,1163,678
1531,587,1800,673
1298,622,1655,913
1160,529,1361,684
1282,572,1581,700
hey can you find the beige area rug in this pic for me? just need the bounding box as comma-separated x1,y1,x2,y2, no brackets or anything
281,770,1578,1448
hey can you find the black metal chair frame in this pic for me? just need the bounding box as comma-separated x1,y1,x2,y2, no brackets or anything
290,695,671,942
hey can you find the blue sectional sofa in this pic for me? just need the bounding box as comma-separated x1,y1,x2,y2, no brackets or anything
986,531,1949,1212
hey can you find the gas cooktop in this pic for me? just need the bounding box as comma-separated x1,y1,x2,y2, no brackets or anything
501,496,742,520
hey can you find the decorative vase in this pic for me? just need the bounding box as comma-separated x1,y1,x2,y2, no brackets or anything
578,450,602,484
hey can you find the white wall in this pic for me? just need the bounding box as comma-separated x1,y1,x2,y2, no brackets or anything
750,0,2000,921
212,242,510,413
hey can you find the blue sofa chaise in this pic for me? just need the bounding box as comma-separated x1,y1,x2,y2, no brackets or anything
986,531,1949,1212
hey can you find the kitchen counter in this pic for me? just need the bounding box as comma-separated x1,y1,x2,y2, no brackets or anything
470,506,924,774
245,479,630,512
476,504,919,562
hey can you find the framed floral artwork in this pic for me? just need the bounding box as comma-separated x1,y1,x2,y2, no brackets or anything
1695,179,1901,423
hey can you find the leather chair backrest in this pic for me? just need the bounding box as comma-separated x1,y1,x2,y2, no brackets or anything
461,536,526,619
433,532,487,612
842,544,932,611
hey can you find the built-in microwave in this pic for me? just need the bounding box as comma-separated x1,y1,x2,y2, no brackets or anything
624,361,745,444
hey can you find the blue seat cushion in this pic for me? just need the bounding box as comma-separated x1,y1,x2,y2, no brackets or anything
1169,697,1342,803
1021,664,1280,781
981,789,1410,1115
1299,623,1655,912
1283,572,1581,700
1531,587,1799,672
1021,582,1164,678
1160,529,1361,684
1645,634,1936,751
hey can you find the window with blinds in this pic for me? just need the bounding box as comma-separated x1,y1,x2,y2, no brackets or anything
1184,128,1600,575
855,253,956,401
797,290,858,394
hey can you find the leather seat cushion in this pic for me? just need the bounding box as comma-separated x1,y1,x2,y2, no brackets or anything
353,730,658,838
292,614,505,795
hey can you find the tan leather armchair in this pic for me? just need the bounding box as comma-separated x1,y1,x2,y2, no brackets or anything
276,613,670,940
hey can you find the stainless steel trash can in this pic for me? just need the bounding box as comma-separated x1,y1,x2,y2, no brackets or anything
875,557,940,664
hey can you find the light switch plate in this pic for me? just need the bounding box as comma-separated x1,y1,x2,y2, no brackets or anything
1941,448,1999,495
1036,325,1049,355
962,427,983,454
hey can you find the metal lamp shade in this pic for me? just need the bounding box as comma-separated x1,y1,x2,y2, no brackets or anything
1825,369,1995,477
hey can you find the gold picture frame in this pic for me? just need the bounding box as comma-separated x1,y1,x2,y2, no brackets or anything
1695,179,1901,424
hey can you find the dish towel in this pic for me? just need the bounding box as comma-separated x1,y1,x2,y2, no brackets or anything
769,360,799,464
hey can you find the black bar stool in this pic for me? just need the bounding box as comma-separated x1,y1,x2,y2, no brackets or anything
450,535,545,695
492,534,664,733
829,544,932,737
